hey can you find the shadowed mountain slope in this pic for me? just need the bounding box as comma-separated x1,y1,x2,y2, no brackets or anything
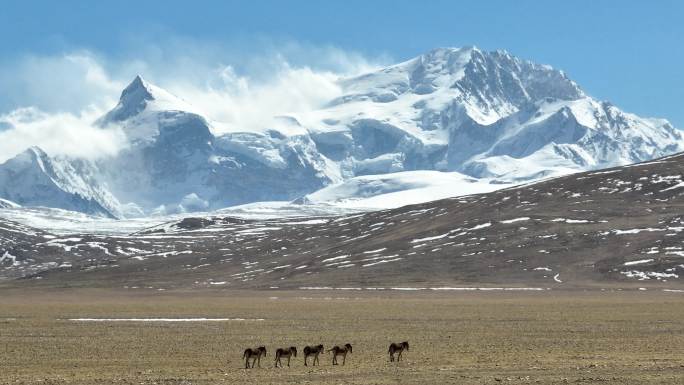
3,151,684,290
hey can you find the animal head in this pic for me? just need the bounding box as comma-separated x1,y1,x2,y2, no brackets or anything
345,343,353,353
402,341,409,351
318,344,324,351
290,346,297,356
259,346,267,355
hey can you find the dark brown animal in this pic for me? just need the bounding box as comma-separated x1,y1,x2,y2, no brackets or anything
388,341,409,362
303,344,324,366
274,346,297,368
243,346,267,368
328,343,352,365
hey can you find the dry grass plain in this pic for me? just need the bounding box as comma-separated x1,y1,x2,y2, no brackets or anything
1,289,683,384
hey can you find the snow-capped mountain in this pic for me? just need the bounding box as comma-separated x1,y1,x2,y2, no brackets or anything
0,47,681,217
0,147,121,217
300,47,682,180
95,75,332,215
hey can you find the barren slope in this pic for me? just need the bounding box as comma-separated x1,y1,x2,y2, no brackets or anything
3,152,684,289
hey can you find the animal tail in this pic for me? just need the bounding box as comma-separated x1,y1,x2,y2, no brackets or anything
243,349,249,359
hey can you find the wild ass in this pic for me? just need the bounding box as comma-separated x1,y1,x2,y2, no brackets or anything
388,341,409,362
274,346,297,368
243,346,267,368
328,343,352,365
303,344,324,366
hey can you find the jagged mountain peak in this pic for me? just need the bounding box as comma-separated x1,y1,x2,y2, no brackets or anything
398,46,478,68
13,145,48,158
455,47,585,104
22,145,48,158
3,146,55,176
415,46,478,63
334,46,584,113
100,75,155,123
9,146,50,170
121,75,155,103
100,75,196,124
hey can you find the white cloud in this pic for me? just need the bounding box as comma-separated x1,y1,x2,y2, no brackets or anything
0,38,387,162
126,39,385,133
0,51,129,162
175,63,344,134
0,107,126,163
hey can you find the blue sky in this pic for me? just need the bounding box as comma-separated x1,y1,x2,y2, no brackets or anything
0,0,682,127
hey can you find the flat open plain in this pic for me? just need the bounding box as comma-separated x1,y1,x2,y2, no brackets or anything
1,289,683,385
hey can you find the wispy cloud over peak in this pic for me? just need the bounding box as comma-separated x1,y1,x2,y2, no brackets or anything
0,37,387,161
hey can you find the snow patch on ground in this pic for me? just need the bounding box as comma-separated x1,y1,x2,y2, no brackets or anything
67,318,264,322
0,251,20,266
621,271,678,280
501,217,530,224
624,259,654,266
298,287,546,291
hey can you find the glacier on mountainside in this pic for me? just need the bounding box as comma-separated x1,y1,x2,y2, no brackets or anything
0,47,681,217
0,147,122,218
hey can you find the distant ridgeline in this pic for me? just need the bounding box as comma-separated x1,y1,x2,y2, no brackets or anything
0,47,681,218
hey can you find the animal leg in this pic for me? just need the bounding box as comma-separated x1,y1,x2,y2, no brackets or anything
342,353,346,366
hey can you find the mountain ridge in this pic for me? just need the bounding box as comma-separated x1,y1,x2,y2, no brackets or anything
0,147,121,218
0,46,681,217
